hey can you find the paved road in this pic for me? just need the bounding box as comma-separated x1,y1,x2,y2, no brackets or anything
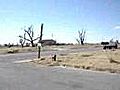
0,48,120,90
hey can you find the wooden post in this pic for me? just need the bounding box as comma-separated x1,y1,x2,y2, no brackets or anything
38,23,43,59
52,54,56,61
38,43,41,58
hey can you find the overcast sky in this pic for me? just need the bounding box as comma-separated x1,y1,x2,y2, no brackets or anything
0,0,120,44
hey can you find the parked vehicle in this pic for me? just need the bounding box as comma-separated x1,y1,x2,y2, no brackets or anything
101,40,118,49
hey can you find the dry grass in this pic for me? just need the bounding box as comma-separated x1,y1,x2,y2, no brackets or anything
32,49,120,74
0,45,62,54
0,44,100,54
0,47,37,54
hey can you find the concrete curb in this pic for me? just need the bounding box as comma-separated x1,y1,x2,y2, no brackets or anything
13,60,34,63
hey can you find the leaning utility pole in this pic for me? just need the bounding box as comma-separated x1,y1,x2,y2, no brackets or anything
38,23,43,58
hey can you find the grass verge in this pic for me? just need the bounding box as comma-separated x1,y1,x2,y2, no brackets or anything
31,49,120,74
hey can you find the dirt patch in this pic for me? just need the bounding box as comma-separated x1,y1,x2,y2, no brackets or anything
30,57,60,66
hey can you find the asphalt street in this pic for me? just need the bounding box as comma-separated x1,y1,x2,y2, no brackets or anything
0,48,120,90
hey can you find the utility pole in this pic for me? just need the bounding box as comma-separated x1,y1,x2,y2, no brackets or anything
38,23,43,58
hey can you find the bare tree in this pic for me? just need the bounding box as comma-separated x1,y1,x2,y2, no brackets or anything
19,25,40,47
19,33,26,47
76,29,86,45
76,38,80,44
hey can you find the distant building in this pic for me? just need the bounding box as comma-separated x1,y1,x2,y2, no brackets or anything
41,39,56,46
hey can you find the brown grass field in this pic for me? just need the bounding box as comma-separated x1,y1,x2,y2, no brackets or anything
31,49,120,74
